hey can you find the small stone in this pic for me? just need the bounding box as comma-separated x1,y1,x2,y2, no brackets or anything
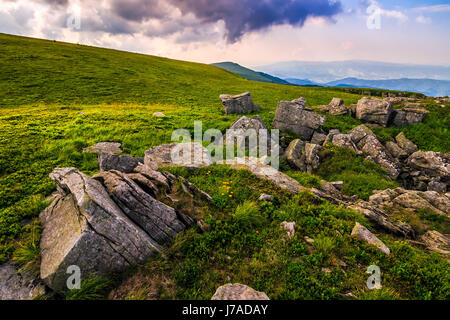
83,142,122,155
351,222,391,255
331,181,344,191
152,112,165,117
211,283,270,300
280,221,296,239
304,236,315,244
259,194,274,202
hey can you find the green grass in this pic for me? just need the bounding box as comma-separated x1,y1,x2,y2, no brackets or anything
0,33,449,300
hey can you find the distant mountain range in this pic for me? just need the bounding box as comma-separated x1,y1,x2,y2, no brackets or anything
211,62,289,85
256,60,450,83
214,60,450,97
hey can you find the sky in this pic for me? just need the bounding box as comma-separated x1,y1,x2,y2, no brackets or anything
1,0,450,67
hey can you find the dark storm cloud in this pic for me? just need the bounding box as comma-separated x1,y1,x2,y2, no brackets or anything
31,0,343,41
111,0,343,42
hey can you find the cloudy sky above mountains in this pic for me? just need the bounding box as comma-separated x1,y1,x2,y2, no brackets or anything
1,0,449,66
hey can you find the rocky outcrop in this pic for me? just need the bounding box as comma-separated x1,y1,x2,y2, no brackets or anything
211,283,270,300
272,97,325,140
39,164,210,293
356,97,393,127
369,188,449,216
83,142,122,154
348,125,400,179
99,153,144,173
0,262,46,300
351,222,391,254
220,92,262,114
144,142,212,170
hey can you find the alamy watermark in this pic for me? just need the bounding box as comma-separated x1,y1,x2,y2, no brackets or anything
366,265,382,289
66,265,81,290
66,2,82,30
366,4,381,30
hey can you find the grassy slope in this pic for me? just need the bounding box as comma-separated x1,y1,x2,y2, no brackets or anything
0,33,449,300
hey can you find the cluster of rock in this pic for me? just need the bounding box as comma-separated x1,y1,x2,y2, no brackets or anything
39,147,212,293
220,92,262,114
318,97,429,127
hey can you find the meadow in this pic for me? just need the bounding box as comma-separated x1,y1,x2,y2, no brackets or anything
0,33,449,300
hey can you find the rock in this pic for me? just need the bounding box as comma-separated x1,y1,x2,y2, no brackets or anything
407,151,450,179
220,92,262,114
99,153,144,173
40,168,162,292
391,106,429,126
332,134,361,155
351,222,391,254
285,139,306,171
144,143,212,170
428,180,447,193
349,125,400,179
211,283,269,300
272,98,325,140
395,132,418,155
324,129,341,144
93,170,193,245
218,157,307,194
328,98,348,115
356,97,393,127
259,194,274,202
304,236,315,244
152,112,165,117
385,141,408,160
305,143,322,173
83,142,122,155
419,231,450,261
0,262,46,300
229,115,266,132
280,221,296,239
321,267,332,274
331,181,344,191
369,188,449,216
310,132,327,145
349,200,415,238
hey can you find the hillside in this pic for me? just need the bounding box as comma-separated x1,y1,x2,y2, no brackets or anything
211,62,290,85
0,33,449,301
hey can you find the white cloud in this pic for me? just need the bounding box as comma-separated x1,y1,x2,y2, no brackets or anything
413,5,450,13
416,15,432,24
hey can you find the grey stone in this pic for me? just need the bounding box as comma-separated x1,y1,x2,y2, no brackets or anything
83,142,122,155
310,132,327,145
272,98,325,140
259,194,274,202
395,132,418,155
99,153,144,173
0,262,46,300
351,222,391,254
144,143,212,170
220,92,262,114
285,139,307,171
356,97,393,127
392,106,429,126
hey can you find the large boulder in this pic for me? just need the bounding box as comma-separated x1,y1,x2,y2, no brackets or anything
356,97,393,127
39,166,203,293
220,92,262,114
391,105,429,126
144,142,212,170
272,98,325,140
211,283,269,300
305,143,323,173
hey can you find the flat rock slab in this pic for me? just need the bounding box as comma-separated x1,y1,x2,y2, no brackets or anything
351,222,391,255
211,283,269,300
144,143,212,170
83,142,122,155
